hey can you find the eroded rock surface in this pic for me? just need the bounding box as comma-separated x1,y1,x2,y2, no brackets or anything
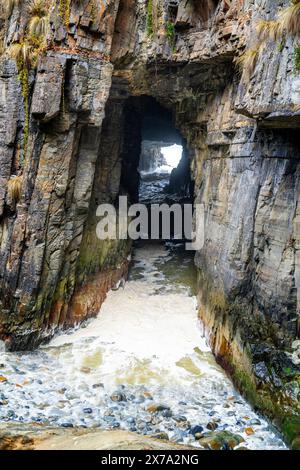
0,424,195,450
0,0,300,447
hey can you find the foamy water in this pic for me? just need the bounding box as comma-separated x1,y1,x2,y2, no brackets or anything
0,243,286,449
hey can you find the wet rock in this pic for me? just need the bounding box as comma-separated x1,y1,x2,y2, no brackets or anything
189,425,204,436
7,410,17,419
129,426,137,432
161,409,173,418
110,392,127,402
207,421,218,431
291,437,300,450
126,394,136,401
61,423,74,428
151,432,169,441
173,415,187,422
150,416,163,426
147,404,170,414
136,421,147,431
233,399,244,405
83,408,93,414
198,431,245,450
177,420,190,430
126,417,135,425
104,415,116,424
253,362,270,382
236,419,247,426
249,418,261,426
0,434,34,450
245,427,254,436
194,432,204,440
92,383,104,389
110,422,120,429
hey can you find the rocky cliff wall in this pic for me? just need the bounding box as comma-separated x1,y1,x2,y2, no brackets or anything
0,0,300,446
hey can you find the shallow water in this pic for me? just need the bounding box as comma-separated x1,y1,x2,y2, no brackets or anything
0,243,286,449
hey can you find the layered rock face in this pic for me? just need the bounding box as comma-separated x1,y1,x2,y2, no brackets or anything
1,0,300,446
0,0,131,349
139,141,167,172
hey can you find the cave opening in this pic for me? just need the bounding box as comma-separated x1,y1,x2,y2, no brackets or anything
119,95,193,244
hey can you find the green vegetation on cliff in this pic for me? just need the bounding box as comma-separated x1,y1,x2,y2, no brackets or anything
238,0,300,80
146,0,154,37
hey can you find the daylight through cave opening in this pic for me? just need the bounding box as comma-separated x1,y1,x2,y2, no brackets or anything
118,95,194,243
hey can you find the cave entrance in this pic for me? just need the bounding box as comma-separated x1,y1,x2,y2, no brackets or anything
119,95,193,243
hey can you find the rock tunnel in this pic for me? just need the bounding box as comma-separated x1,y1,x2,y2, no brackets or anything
1,0,300,448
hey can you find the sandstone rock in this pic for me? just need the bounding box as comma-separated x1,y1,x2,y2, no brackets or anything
198,431,245,450
150,432,169,441
147,404,171,414
245,427,254,436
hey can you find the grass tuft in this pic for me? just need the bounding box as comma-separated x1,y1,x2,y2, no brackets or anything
256,19,281,42
278,1,300,37
7,175,23,206
235,46,261,81
28,0,49,37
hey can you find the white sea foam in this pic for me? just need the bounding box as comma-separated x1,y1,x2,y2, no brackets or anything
0,244,286,449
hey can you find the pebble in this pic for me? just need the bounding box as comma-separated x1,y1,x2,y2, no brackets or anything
207,421,218,431
147,404,170,413
249,418,261,426
190,425,204,436
110,392,127,402
129,426,137,432
245,427,255,436
83,408,93,414
173,415,187,422
92,383,104,389
110,421,120,429
151,432,169,440
126,417,135,424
